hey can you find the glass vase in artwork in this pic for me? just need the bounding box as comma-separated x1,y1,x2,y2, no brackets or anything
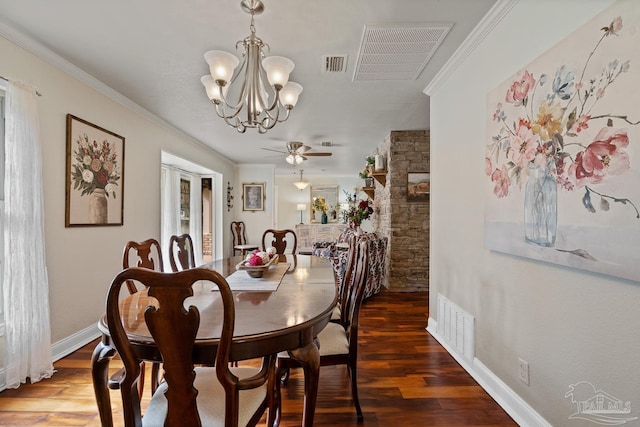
524,162,557,247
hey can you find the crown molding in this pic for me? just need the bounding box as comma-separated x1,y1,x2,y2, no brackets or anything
0,20,233,165
423,0,518,96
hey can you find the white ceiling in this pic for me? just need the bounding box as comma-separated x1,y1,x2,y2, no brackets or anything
0,0,497,176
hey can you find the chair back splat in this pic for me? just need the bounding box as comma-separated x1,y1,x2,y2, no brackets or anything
262,229,297,254
169,233,196,272
122,238,164,293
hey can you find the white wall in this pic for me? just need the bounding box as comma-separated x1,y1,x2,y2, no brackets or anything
429,0,640,425
0,35,236,346
232,165,276,253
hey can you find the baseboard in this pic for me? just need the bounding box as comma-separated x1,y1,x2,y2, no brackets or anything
426,317,551,427
52,323,101,362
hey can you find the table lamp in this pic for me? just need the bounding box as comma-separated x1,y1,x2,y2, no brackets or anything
296,204,306,224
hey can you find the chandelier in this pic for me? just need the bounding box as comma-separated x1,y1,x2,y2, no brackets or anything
293,169,309,190
200,0,303,134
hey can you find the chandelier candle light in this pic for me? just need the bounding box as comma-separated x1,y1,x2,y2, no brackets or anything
200,0,303,133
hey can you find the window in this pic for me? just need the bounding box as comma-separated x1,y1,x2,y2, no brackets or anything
0,81,6,346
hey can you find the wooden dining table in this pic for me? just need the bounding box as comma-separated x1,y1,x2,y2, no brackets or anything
91,254,337,427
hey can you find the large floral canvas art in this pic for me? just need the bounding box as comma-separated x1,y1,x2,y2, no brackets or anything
65,114,125,226
485,0,640,282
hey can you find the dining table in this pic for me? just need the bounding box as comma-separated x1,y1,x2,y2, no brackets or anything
91,253,337,427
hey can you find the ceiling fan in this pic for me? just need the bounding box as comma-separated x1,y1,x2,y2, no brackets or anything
261,141,332,165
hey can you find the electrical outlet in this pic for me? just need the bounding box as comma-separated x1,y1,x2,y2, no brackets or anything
519,358,530,385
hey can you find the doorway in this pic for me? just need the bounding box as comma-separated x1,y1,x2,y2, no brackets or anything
161,152,220,267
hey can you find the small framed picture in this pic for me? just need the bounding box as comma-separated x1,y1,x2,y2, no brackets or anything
242,182,265,211
407,172,430,202
65,114,125,226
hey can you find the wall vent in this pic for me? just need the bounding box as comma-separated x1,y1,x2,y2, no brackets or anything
353,23,452,81
321,141,333,147
323,55,348,73
437,293,475,362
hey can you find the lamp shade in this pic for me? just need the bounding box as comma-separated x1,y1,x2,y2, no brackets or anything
204,50,240,84
280,82,303,107
293,180,309,190
262,56,295,88
296,204,306,211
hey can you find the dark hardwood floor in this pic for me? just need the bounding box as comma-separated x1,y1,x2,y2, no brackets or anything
0,292,517,426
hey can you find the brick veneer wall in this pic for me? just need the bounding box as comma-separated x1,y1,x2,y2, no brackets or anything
372,130,430,292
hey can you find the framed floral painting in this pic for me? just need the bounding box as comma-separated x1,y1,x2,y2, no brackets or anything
242,182,265,211
485,1,640,282
65,114,125,227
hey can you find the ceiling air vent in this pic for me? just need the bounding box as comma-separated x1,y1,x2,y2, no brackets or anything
323,55,348,73
353,24,452,81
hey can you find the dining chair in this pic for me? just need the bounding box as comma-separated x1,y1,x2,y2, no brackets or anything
231,221,259,256
169,233,196,272
106,267,276,427
275,239,369,422
261,229,297,255
118,238,164,396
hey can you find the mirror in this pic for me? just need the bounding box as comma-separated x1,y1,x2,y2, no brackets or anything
310,186,339,223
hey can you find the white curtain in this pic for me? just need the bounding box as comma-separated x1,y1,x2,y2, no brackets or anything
160,166,181,268
3,81,54,388
189,175,203,266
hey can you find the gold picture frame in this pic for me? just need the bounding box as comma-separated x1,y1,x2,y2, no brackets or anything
65,114,125,227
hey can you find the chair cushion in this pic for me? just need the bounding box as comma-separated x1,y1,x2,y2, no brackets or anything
317,322,349,356
278,322,348,361
142,367,266,427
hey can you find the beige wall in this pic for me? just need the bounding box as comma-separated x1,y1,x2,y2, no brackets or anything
429,0,639,425
0,35,235,345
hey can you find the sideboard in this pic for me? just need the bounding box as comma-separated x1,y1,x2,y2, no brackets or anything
295,223,347,254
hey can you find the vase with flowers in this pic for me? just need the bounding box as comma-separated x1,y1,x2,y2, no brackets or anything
70,133,120,224
313,196,328,224
343,191,373,231
486,15,639,247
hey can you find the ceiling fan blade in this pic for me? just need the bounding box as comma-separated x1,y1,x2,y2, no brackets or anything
304,152,332,156
261,148,288,154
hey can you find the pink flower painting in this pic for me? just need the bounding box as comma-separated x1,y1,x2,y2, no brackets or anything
485,1,640,283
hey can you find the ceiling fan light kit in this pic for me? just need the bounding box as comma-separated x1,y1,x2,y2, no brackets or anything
286,153,305,165
261,141,332,165
201,0,303,134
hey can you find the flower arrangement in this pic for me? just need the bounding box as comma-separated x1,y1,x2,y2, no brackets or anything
245,247,277,266
343,191,373,228
70,133,120,197
313,196,328,213
486,15,638,218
